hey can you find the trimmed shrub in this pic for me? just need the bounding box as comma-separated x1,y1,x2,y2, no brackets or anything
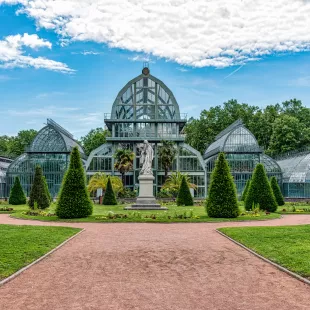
241,179,251,202
43,176,52,202
102,177,117,205
206,152,239,218
56,147,93,219
177,176,194,206
245,164,277,212
270,176,285,206
28,166,50,210
9,176,26,205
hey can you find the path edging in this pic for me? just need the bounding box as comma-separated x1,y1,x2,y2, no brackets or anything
0,228,85,287
216,229,310,286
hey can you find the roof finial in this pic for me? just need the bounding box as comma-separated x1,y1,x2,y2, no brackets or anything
142,62,150,75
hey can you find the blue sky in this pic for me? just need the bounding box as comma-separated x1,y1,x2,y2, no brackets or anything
1,1,310,138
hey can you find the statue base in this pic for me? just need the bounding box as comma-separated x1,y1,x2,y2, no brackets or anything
124,174,168,210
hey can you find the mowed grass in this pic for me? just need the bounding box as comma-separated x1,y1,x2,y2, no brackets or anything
4,203,281,223
218,225,310,278
0,224,81,281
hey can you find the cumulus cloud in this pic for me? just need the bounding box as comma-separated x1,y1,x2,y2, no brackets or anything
2,0,310,67
0,33,74,73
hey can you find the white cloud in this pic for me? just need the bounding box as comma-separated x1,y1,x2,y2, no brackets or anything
3,0,310,68
176,67,189,72
7,106,81,117
71,50,102,55
128,54,155,63
0,33,74,73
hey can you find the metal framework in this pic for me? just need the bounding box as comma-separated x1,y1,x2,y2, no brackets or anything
204,120,282,196
0,157,13,198
86,67,206,197
6,120,84,197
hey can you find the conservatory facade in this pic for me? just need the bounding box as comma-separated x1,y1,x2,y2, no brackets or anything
204,120,282,196
6,119,85,197
85,67,206,197
0,156,12,198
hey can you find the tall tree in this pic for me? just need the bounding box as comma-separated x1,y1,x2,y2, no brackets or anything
206,153,239,218
28,166,50,210
80,128,110,156
158,140,177,181
114,149,134,186
56,147,93,219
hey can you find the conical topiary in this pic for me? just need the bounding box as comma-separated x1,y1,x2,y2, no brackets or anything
245,164,277,212
43,176,52,202
270,176,285,206
241,179,251,202
56,147,93,219
206,152,239,218
29,166,50,210
102,177,117,205
176,176,194,206
9,176,26,205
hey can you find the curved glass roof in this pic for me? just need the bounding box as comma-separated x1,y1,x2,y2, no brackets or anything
111,69,181,121
29,119,84,154
204,120,261,159
277,152,310,183
0,156,12,183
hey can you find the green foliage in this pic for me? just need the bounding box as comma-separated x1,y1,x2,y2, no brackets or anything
206,153,239,218
118,188,137,198
241,179,251,202
42,176,52,202
87,172,123,195
158,140,177,181
184,98,310,156
102,177,117,205
270,176,285,206
56,147,93,219
28,166,50,210
245,164,277,212
114,149,135,185
0,130,37,159
9,177,26,205
80,128,110,156
176,176,194,206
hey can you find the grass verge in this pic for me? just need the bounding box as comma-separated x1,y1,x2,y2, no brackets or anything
0,224,81,280
218,225,310,278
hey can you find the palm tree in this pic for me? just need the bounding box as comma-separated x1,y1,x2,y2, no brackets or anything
158,140,177,181
162,171,197,197
87,172,123,195
114,149,135,186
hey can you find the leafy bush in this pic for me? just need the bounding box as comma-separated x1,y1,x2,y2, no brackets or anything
56,147,93,219
241,179,251,202
206,152,239,218
102,177,117,205
9,176,26,205
28,166,50,210
270,176,285,206
118,188,137,198
156,188,174,198
245,164,277,212
176,176,194,206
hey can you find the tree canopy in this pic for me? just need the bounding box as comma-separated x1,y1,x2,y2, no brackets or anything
185,98,310,157
80,128,110,156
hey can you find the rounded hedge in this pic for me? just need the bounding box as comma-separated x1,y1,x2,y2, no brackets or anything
206,152,239,218
245,163,277,212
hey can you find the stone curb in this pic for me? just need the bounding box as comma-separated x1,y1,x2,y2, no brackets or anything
0,228,85,287
216,229,310,286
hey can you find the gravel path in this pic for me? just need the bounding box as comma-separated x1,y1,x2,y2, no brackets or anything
1,214,310,310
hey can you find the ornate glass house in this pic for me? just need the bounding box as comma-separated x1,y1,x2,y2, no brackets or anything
86,67,206,197
7,119,85,197
277,151,310,198
0,156,12,198
204,120,282,195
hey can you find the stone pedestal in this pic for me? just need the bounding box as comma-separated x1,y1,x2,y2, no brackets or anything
124,174,167,210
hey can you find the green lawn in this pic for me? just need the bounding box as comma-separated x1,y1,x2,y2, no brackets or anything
0,225,81,281
218,225,310,278
3,203,281,223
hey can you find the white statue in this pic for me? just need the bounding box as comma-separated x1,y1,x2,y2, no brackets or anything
139,140,154,175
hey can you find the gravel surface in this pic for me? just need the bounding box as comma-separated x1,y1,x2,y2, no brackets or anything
1,214,310,310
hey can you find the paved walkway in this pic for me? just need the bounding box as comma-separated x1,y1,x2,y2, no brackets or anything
1,214,310,310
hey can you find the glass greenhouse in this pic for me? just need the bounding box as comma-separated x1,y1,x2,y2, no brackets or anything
204,120,282,196
6,119,85,197
0,156,12,198
86,66,206,197
277,151,310,198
